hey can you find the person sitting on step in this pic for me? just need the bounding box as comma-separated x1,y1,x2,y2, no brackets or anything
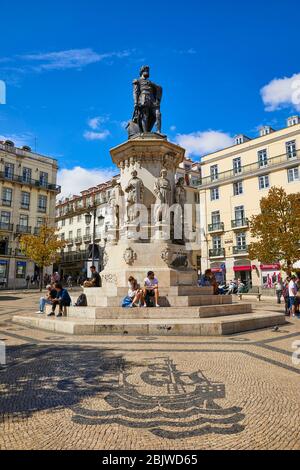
128,276,145,308
143,271,160,308
48,283,71,318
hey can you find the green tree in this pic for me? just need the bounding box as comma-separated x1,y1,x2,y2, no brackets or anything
248,186,300,273
20,222,66,291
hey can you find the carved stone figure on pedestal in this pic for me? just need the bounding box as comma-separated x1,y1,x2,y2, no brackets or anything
107,180,122,243
127,65,163,138
154,168,171,223
124,170,144,223
175,177,186,208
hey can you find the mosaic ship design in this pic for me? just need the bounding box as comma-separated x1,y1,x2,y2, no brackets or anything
72,357,245,439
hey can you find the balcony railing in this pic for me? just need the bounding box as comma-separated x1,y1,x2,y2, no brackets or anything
208,222,224,233
66,238,74,245
233,245,249,255
209,248,225,258
231,218,249,229
2,199,12,207
0,171,61,193
59,250,90,263
199,149,300,187
16,225,31,234
0,222,13,231
75,237,83,244
83,234,91,242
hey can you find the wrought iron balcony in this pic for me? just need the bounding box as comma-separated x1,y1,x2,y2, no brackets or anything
0,222,13,232
83,234,91,242
0,171,61,193
66,238,74,245
233,245,249,255
16,225,31,234
231,218,249,229
209,248,225,258
2,199,12,207
75,237,83,244
59,250,90,263
208,222,224,233
199,149,300,188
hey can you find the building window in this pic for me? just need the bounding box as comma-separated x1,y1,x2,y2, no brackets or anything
234,206,245,223
61,233,65,240
69,217,73,225
16,261,27,279
258,149,268,168
37,217,44,227
77,229,81,238
259,175,270,190
233,181,243,196
210,187,219,201
68,231,73,240
39,171,48,187
1,211,11,227
286,140,297,159
210,165,218,182
85,226,90,236
4,163,14,179
212,235,222,250
194,192,200,204
287,167,299,183
61,219,65,227
38,195,47,213
236,232,247,249
233,157,242,175
22,167,32,183
19,214,29,227
21,192,30,210
211,211,221,225
77,214,82,222
2,187,12,207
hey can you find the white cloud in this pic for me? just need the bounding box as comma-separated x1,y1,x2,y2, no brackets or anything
17,48,133,72
57,166,117,199
261,73,300,111
83,130,110,141
0,133,34,147
88,116,106,130
175,130,233,157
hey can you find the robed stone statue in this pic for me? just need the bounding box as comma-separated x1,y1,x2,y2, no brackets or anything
127,65,163,138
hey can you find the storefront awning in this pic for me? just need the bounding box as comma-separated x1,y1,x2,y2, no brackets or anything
260,264,281,270
233,266,252,272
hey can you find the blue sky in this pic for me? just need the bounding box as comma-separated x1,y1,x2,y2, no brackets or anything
1,0,300,197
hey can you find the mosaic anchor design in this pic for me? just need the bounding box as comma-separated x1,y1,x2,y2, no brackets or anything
71,357,245,439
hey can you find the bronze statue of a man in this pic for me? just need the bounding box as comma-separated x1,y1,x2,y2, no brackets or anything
128,65,162,137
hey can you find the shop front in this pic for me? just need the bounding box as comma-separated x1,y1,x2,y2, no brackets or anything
260,263,281,288
0,260,9,289
211,262,226,284
233,259,252,288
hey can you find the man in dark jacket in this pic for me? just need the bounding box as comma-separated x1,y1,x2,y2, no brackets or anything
48,283,71,317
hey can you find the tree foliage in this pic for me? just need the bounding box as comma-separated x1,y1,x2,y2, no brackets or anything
248,186,300,272
20,223,66,289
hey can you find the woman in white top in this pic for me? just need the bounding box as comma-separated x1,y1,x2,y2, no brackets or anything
128,276,145,307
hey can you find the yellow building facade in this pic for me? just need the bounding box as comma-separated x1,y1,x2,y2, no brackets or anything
199,116,300,288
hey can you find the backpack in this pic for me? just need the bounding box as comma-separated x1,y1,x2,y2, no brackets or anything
75,293,87,307
121,296,132,308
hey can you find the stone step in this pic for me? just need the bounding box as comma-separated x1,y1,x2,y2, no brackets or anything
13,311,286,336
80,294,232,307
64,303,250,319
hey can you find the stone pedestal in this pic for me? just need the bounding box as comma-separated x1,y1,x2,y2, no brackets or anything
99,133,197,292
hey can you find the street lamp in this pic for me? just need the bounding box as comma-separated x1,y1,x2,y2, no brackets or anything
85,207,97,268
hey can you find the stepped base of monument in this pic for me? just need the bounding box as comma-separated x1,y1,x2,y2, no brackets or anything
12,308,286,336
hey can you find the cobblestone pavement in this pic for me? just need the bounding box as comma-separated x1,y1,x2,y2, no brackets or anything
0,292,299,450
